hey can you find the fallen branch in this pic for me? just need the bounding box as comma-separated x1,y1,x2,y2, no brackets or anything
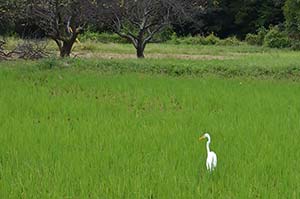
0,39,50,61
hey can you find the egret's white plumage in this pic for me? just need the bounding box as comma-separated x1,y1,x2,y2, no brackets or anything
199,133,217,172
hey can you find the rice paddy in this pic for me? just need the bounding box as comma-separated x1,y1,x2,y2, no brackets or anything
0,43,300,198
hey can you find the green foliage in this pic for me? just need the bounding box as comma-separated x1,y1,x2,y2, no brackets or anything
284,0,300,38
79,31,129,43
263,26,291,48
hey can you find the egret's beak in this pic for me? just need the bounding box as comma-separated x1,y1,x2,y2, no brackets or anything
199,135,205,141
68,27,73,33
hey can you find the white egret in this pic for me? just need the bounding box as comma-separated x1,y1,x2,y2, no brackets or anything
199,133,217,172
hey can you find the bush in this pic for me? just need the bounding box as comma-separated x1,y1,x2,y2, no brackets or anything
245,27,267,46
204,33,220,45
263,27,291,48
245,34,260,45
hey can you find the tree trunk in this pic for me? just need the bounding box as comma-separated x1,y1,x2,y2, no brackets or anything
60,41,74,57
136,47,145,58
136,41,145,59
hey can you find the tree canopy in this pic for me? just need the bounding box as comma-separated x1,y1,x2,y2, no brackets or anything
284,0,300,39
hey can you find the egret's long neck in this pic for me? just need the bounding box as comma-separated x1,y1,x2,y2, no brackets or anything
206,137,211,154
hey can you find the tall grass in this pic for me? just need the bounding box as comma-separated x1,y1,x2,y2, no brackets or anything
0,65,299,198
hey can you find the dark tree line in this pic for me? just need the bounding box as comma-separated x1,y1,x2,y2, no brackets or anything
1,0,286,37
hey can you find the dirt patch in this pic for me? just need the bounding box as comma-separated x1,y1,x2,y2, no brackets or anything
74,52,234,60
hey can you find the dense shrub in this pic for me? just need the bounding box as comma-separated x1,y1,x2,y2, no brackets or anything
263,27,291,48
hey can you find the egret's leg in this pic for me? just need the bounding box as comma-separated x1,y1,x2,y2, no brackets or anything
206,161,209,171
212,154,217,169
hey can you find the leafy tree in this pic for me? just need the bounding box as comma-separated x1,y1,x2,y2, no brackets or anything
284,0,300,39
171,0,285,38
227,0,285,38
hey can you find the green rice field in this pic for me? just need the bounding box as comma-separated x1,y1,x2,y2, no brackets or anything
0,43,300,198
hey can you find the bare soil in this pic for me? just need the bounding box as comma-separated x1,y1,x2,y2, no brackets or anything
73,52,234,60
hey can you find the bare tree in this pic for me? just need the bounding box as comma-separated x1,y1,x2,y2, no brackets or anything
100,0,208,58
30,0,96,57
